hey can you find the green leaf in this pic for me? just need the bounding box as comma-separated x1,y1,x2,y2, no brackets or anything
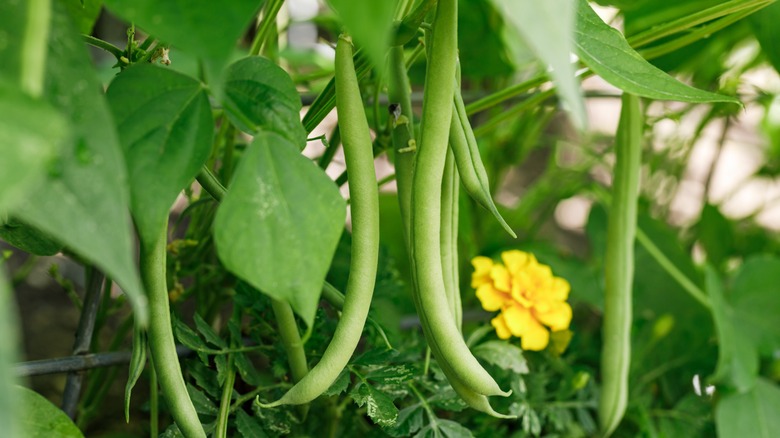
324,369,351,397
14,3,147,325
214,132,346,328
385,405,424,437
438,419,475,438
62,0,102,34
696,203,734,267
235,410,270,438
472,340,530,374
0,82,66,211
0,275,21,438
0,1,26,81
193,313,227,349
491,0,586,129
749,1,780,75
327,0,396,71
574,0,739,104
349,383,399,427
102,0,261,78
17,386,84,437
186,383,219,416
706,266,758,392
222,56,307,148
124,325,147,422
716,378,780,438
106,64,213,247
728,256,780,354
365,364,416,385
0,219,62,256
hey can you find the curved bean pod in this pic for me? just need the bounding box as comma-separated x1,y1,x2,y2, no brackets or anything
142,223,206,438
409,0,508,398
599,93,642,437
260,34,379,407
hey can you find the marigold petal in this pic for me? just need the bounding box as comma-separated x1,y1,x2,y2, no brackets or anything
490,264,511,292
520,319,550,351
491,314,512,339
550,277,571,301
502,305,535,337
502,250,531,275
471,256,494,288
476,284,509,311
535,301,573,331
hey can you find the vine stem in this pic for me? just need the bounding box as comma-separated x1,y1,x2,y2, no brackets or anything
20,0,51,97
81,35,124,60
250,0,285,56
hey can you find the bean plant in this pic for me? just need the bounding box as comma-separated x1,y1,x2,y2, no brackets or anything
2,0,780,437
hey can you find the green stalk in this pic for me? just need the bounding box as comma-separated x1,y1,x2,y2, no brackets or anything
270,298,310,384
599,93,642,437
250,0,285,56
214,355,236,438
440,150,461,329
20,0,51,97
142,224,205,438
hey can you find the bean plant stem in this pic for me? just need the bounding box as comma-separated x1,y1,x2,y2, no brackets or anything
214,355,236,438
20,0,51,97
81,35,124,59
250,0,285,56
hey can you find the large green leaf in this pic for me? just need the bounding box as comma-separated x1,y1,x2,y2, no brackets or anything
728,256,780,355
103,0,261,79
62,0,102,34
0,81,66,211
222,56,307,148
328,0,396,71
491,0,586,129
716,378,780,438
750,2,780,75
706,267,757,392
214,133,346,327
574,0,739,104
0,275,21,438
17,386,84,437
0,219,62,256
106,64,213,246
13,3,147,324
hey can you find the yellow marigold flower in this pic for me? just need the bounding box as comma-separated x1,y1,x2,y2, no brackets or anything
472,250,573,351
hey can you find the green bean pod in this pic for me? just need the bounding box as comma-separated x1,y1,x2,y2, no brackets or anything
142,223,205,438
450,87,516,238
388,44,416,245
260,34,379,407
599,93,642,437
440,149,462,329
409,0,507,398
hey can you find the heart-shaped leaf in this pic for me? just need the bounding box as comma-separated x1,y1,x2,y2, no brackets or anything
107,64,213,246
214,132,345,327
222,56,307,148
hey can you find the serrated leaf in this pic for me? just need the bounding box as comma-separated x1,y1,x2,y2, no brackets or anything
365,364,415,385
327,0,396,71
173,317,207,351
728,256,780,355
13,3,147,324
349,383,399,427
102,0,261,78
214,132,346,328
222,56,307,148
491,0,585,129
574,0,739,104
186,383,219,416
124,325,147,422
472,340,529,374
0,81,66,211
106,64,213,247
324,369,351,397
17,386,84,437
193,313,227,349
385,405,424,437
234,353,263,387
438,419,475,438
353,348,399,366
716,378,780,438
707,266,758,392
188,360,221,399
235,410,270,438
